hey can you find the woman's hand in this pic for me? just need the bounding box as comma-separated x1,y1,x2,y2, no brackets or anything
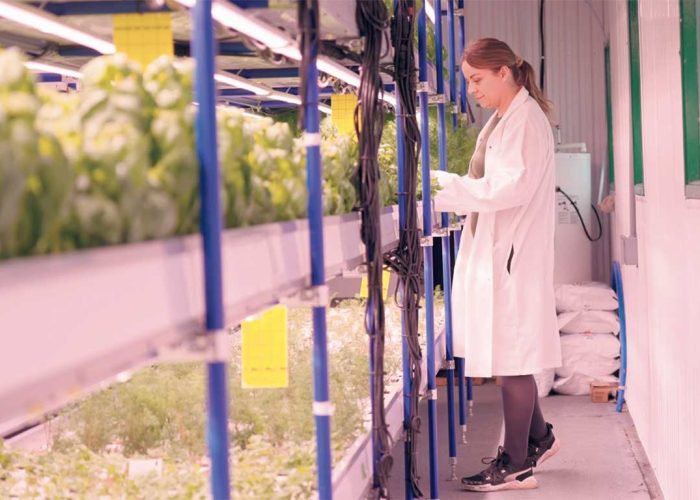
429,169,455,189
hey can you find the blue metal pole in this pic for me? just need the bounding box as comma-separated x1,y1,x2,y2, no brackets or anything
612,262,628,413
433,0,458,480
418,7,440,498
446,0,458,130
192,2,230,499
452,229,467,443
301,10,333,498
457,0,468,116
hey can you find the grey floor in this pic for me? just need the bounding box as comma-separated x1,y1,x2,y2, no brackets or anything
387,381,663,499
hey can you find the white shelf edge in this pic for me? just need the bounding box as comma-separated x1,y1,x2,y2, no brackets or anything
0,206,405,436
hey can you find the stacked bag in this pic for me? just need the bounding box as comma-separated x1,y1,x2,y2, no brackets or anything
552,282,621,395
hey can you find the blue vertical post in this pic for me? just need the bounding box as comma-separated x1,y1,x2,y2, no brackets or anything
612,262,627,413
433,0,458,480
452,230,467,442
446,0,458,130
457,0,467,116
418,7,440,498
192,1,230,499
456,0,474,410
299,5,333,498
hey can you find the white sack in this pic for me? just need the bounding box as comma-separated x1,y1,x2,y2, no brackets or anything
558,310,620,335
555,282,618,313
553,373,618,396
533,369,555,398
556,333,621,378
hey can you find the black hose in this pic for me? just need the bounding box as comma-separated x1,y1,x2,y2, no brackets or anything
539,0,545,90
384,0,424,497
354,1,393,497
556,186,603,242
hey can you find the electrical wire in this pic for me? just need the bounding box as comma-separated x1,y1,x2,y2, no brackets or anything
556,186,603,242
539,0,546,90
384,0,424,496
354,1,393,497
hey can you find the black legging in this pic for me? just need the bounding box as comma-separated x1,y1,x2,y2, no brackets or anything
500,374,549,466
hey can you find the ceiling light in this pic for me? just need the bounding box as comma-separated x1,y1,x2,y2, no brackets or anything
214,72,271,96
0,1,115,54
25,61,83,79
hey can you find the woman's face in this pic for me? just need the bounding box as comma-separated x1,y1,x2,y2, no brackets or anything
461,60,511,110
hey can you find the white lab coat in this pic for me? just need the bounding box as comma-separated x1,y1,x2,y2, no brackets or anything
433,87,561,377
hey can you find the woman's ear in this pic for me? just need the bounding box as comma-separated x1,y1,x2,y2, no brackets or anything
500,65,509,80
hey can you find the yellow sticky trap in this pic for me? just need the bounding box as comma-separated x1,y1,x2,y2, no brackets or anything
359,270,391,300
241,305,288,389
331,94,358,135
113,13,174,68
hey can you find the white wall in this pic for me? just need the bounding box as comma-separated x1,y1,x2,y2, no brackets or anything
462,0,611,281
605,0,700,498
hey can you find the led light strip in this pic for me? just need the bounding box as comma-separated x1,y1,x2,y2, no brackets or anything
0,0,115,54
25,61,83,79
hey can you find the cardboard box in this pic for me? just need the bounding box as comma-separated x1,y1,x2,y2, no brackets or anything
590,381,618,403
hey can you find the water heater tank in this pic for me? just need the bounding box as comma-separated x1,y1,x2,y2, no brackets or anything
554,152,593,285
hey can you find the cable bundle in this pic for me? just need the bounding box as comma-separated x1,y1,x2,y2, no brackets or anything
384,0,424,496
354,0,393,497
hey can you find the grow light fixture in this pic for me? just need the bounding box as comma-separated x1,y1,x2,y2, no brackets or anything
0,1,115,54
318,104,332,115
214,72,271,96
267,91,302,105
25,61,83,79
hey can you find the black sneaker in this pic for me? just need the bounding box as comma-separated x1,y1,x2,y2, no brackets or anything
527,422,560,467
461,447,538,492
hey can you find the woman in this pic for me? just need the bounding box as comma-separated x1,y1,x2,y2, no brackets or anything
432,38,562,492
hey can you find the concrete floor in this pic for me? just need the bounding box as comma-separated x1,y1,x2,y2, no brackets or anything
387,381,663,499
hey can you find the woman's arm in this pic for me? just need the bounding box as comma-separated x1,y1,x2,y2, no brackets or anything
433,111,548,214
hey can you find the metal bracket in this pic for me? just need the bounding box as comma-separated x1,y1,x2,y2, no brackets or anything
428,389,438,401
303,132,321,147
312,401,335,416
420,236,433,247
452,104,459,114
281,284,330,308
444,359,455,370
449,222,463,232
461,424,468,444
429,94,446,105
417,81,430,93
454,8,465,15
433,227,449,238
158,329,231,364
341,264,368,278
449,457,458,480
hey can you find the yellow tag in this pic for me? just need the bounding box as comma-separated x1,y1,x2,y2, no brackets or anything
241,305,288,389
359,270,391,300
331,94,358,135
113,13,174,68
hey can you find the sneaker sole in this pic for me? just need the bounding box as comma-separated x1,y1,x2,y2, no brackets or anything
462,475,539,492
537,437,561,467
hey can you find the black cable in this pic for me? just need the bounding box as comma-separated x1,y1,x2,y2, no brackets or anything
297,0,319,130
556,186,603,242
354,1,393,498
539,0,545,90
384,0,423,497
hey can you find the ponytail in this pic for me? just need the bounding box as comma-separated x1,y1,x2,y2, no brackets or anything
463,38,555,123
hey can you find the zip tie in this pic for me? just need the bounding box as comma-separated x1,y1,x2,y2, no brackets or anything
429,389,438,400
417,81,430,93
303,132,322,147
313,401,335,416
